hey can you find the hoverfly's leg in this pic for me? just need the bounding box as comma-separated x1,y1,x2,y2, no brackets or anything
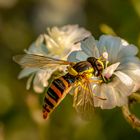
93,94,106,100
105,60,109,69
84,75,106,100
88,79,103,84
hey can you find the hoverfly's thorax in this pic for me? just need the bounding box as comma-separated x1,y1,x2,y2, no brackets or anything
72,61,94,75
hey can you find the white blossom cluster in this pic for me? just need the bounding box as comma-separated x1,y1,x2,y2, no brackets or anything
16,25,140,109
18,25,91,93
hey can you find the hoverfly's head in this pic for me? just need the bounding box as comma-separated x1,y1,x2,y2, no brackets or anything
87,57,104,76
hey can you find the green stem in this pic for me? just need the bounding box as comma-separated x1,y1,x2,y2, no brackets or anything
122,93,140,131
129,93,140,103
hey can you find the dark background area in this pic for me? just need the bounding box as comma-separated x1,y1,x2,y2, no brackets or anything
0,0,140,140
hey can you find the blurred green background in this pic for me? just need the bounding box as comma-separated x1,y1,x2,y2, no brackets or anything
0,0,140,140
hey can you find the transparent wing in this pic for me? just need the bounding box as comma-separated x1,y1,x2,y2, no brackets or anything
13,54,74,69
73,79,96,120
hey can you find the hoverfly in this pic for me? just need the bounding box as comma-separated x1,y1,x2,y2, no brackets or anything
13,54,106,119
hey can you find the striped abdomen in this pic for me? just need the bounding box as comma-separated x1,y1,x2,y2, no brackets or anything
43,73,76,119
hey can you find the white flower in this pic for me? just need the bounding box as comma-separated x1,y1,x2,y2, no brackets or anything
68,35,140,109
19,25,91,93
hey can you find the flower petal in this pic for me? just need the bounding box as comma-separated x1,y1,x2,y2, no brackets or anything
61,25,91,43
76,50,89,61
81,36,100,58
44,25,91,58
111,77,131,106
102,62,120,79
121,39,128,46
120,69,140,91
94,84,117,109
33,73,45,93
26,74,35,90
65,43,81,59
94,75,133,109
118,44,138,59
18,68,39,79
44,34,60,52
26,35,49,56
117,62,140,71
117,56,140,67
97,35,122,63
114,71,134,87
67,51,81,62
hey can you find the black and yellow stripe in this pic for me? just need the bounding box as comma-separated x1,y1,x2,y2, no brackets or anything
43,73,76,119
